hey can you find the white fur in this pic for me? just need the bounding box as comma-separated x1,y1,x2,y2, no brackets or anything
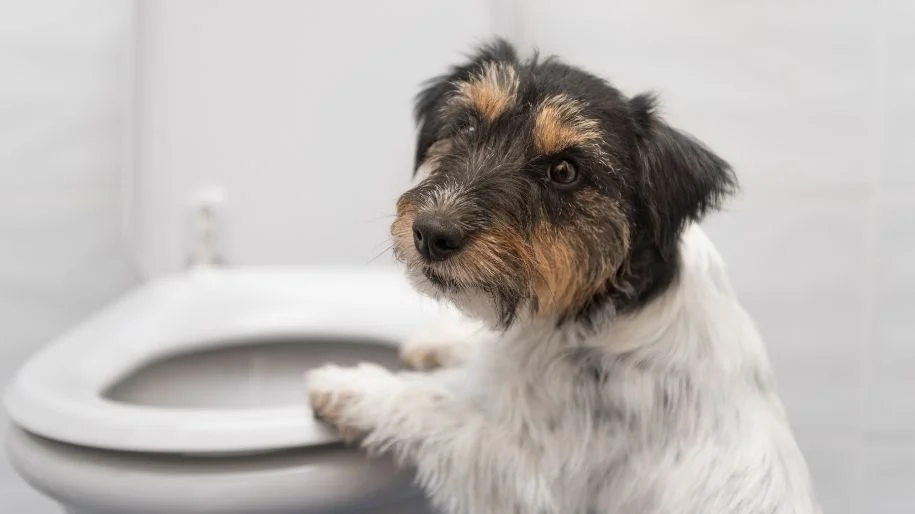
307,225,822,514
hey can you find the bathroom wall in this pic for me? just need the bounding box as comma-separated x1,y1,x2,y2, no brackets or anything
516,1,915,513
0,0,138,510
133,0,496,277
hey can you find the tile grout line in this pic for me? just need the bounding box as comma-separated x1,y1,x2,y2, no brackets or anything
853,1,889,512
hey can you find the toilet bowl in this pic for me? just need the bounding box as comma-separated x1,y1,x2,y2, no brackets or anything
4,267,442,514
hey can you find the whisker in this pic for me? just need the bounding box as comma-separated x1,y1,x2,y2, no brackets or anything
367,243,395,264
366,213,397,223
370,237,395,251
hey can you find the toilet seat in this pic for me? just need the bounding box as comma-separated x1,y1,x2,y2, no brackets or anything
4,267,439,454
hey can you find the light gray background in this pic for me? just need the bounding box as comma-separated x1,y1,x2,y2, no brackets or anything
1,1,913,512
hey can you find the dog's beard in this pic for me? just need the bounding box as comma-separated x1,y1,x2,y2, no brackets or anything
421,266,460,291
402,260,477,302
402,260,522,330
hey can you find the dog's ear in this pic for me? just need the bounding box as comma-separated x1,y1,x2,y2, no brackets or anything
413,38,518,173
630,93,737,254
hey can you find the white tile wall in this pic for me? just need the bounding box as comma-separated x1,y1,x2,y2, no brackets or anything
134,0,495,277
863,2,915,510
884,0,915,185
862,443,915,514
0,1,137,512
869,188,915,438
803,442,859,514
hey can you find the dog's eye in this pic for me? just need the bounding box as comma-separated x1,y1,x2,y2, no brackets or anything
548,160,578,186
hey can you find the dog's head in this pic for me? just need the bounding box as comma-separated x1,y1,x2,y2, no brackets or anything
392,39,736,329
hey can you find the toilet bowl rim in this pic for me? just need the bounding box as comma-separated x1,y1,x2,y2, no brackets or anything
3,266,437,454
5,425,425,513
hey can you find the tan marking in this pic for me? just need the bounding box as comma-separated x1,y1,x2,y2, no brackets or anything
390,198,419,264
401,340,468,370
529,227,588,314
453,62,519,121
427,138,453,158
528,191,631,315
575,190,631,267
400,344,446,370
533,95,603,155
453,226,529,285
420,138,453,173
443,223,588,315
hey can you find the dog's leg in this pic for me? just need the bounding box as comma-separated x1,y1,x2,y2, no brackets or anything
307,363,558,514
399,308,491,370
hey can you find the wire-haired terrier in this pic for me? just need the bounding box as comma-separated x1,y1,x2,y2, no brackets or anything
308,39,821,514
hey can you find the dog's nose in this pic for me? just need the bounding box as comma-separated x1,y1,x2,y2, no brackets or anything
412,214,465,261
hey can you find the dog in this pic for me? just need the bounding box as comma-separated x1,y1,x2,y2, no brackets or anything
307,39,822,514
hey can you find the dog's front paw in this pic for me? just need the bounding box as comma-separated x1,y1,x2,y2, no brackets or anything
306,363,401,440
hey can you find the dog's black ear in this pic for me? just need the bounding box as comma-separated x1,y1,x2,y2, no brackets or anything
413,38,518,173
630,93,737,254
413,77,452,174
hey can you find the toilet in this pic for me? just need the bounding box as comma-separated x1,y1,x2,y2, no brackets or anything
4,266,443,513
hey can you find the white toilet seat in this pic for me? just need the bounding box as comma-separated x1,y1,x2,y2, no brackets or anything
4,267,439,454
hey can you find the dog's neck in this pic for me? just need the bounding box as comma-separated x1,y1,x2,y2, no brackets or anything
460,244,683,335
568,231,684,330
508,225,751,357
452,224,776,403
